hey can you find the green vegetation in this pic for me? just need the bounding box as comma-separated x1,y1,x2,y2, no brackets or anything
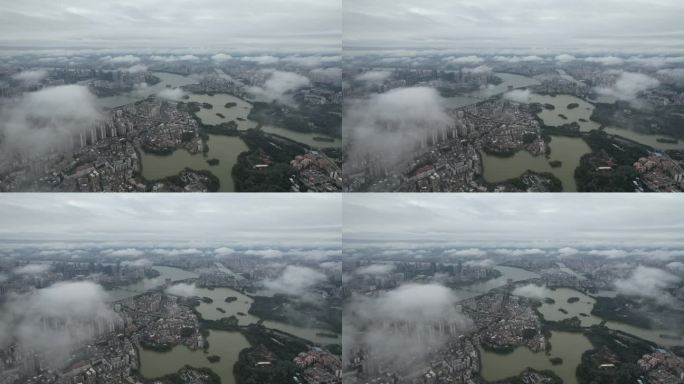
216,112,225,119
206,158,219,166
543,103,555,110
140,340,172,352
201,315,240,331
567,297,580,303
225,102,237,108
180,327,195,338
558,114,568,120
225,296,238,303
201,102,213,109
216,307,226,313
248,101,341,138
591,296,652,329
567,103,579,109
558,308,568,314
576,326,656,384
234,326,309,384
544,297,556,304
549,160,562,168
139,366,221,384
201,297,214,304
657,137,678,144
591,101,684,139
232,130,307,192
575,130,649,192
207,355,220,363
249,294,342,334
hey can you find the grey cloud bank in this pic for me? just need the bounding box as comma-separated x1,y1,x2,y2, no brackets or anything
0,0,340,50
344,0,684,52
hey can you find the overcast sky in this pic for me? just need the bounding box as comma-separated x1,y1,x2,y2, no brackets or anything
344,194,684,248
0,194,341,247
0,0,340,51
344,0,684,53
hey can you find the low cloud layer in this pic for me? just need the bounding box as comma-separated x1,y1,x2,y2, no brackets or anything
0,85,103,158
355,70,391,83
14,264,51,275
513,284,550,299
614,266,681,305
356,263,395,275
166,283,196,298
345,283,471,372
157,88,187,101
595,72,660,103
0,281,118,369
344,86,452,168
247,70,310,104
504,89,532,103
263,265,326,296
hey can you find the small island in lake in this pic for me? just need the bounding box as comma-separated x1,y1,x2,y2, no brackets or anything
567,297,580,303
549,160,562,168
656,137,678,144
543,103,555,110
237,312,246,316
201,297,213,304
201,102,213,109
558,308,568,314
558,114,568,120
549,357,563,365
544,297,556,304
567,103,579,109
216,112,225,119
225,296,237,303
224,102,237,108
207,355,221,363
216,308,226,313
579,118,587,122
206,158,219,166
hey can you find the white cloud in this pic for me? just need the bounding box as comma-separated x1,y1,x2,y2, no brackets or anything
504,89,531,103
263,265,326,295
595,72,659,102
513,284,550,299
124,64,147,73
211,53,233,62
247,70,310,104
355,70,391,83
445,55,483,64
555,54,576,63
103,55,141,64
356,263,395,275
245,249,284,258
444,248,486,258
166,283,196,297
157,88,187,101
585,56,624,66
14,264,51,274
241,55,280,65
558,247,579,257
12,70,48,83
614,266,680,305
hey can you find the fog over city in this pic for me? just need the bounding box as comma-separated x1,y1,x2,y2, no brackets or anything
344,0,684,53
0,0,340,51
